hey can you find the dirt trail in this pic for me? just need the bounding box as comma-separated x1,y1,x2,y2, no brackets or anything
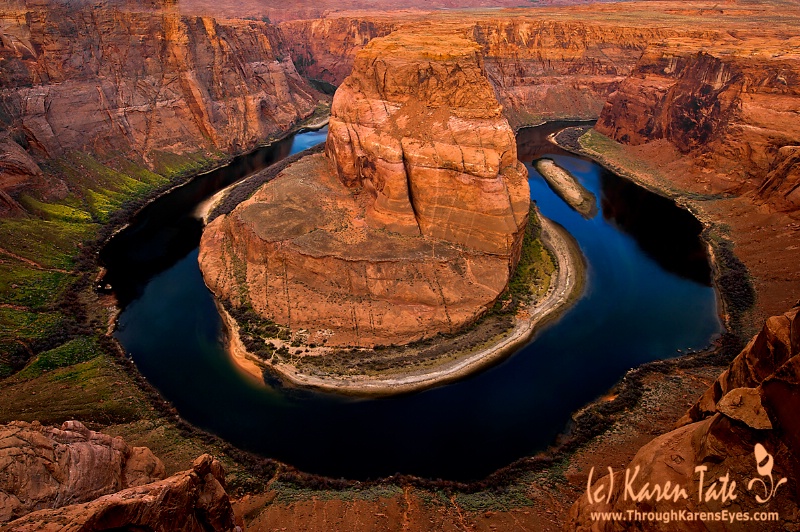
0,247,70,273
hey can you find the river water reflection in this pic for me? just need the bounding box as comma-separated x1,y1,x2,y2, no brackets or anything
107,122,721,481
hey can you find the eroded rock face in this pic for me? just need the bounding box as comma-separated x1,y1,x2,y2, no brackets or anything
325,24,529,253
279,17,397,85
475,20,676,128
200,26,529,348
0,420,165,523
682,307,800,427
279,16,666,127
569,306,800,531
595,38,800,213
0,0,320,169
3,453,238,532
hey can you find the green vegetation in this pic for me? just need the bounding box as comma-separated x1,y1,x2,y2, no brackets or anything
578,129,718,201
0,146,220,378
454,484,533,512
19,195,93,223
0,108,346,492
16,336,102,379
0,308,68,376
0,355,151,426
149,149,221,181
500,209,556,309
0,261,72,309
0,218,95,269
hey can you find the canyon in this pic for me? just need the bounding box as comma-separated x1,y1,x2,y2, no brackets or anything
0,0,800,530
569,305,800,530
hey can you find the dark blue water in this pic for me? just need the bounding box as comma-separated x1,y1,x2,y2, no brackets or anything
111,122,721,481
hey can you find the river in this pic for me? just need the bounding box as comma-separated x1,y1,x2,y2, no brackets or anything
103,121,721,481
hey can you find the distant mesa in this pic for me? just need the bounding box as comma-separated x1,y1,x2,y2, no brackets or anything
199,25,530,349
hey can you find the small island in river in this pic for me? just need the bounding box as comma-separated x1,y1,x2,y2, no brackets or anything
534,158,598,217
198,26,585,394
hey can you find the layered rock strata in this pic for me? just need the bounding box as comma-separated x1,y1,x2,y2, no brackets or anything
0,420,166,523
200,26,529,348
0,0,322,203
279,17,398,86
278,15,686,127
569,305,800,530
475,19,674,128
596,37,800,214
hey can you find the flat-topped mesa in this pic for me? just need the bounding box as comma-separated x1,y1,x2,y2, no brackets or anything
326,26,530,256
199,26,530,349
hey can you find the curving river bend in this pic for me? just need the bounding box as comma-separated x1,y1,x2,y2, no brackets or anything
102,122,721,481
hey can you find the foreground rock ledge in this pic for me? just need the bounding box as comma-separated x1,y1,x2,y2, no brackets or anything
569,305,800,531
199,25,530,350
0,421,238,531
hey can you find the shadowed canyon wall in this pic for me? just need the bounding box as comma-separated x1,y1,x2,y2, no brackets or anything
0,0,322,212
277,14,723,129
596,37,800,214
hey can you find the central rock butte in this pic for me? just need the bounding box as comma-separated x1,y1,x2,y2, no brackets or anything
199,25,530,348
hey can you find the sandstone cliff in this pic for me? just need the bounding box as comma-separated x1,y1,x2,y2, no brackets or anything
180,0,574,24
279,17,397,86
278,14,691,128
0,0,322,203
474,19,675,128
199,25,529,348
596,37,800,214
569,305,800,530
0,420,237,531
0,420,165,523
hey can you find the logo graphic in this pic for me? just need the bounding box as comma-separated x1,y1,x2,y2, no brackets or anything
748,443,788,504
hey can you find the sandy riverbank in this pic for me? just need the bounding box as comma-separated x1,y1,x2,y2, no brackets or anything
534,158,597,217
218,210,585,395
194,117,330,223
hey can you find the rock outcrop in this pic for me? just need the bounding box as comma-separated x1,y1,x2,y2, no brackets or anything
0,421,237,531
595,37,800,213
325,24,529,252
682,307,800,429
0,420,166,523
569,305,800,530
0,0,322,189
199,25,529,348
3,453,237,532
